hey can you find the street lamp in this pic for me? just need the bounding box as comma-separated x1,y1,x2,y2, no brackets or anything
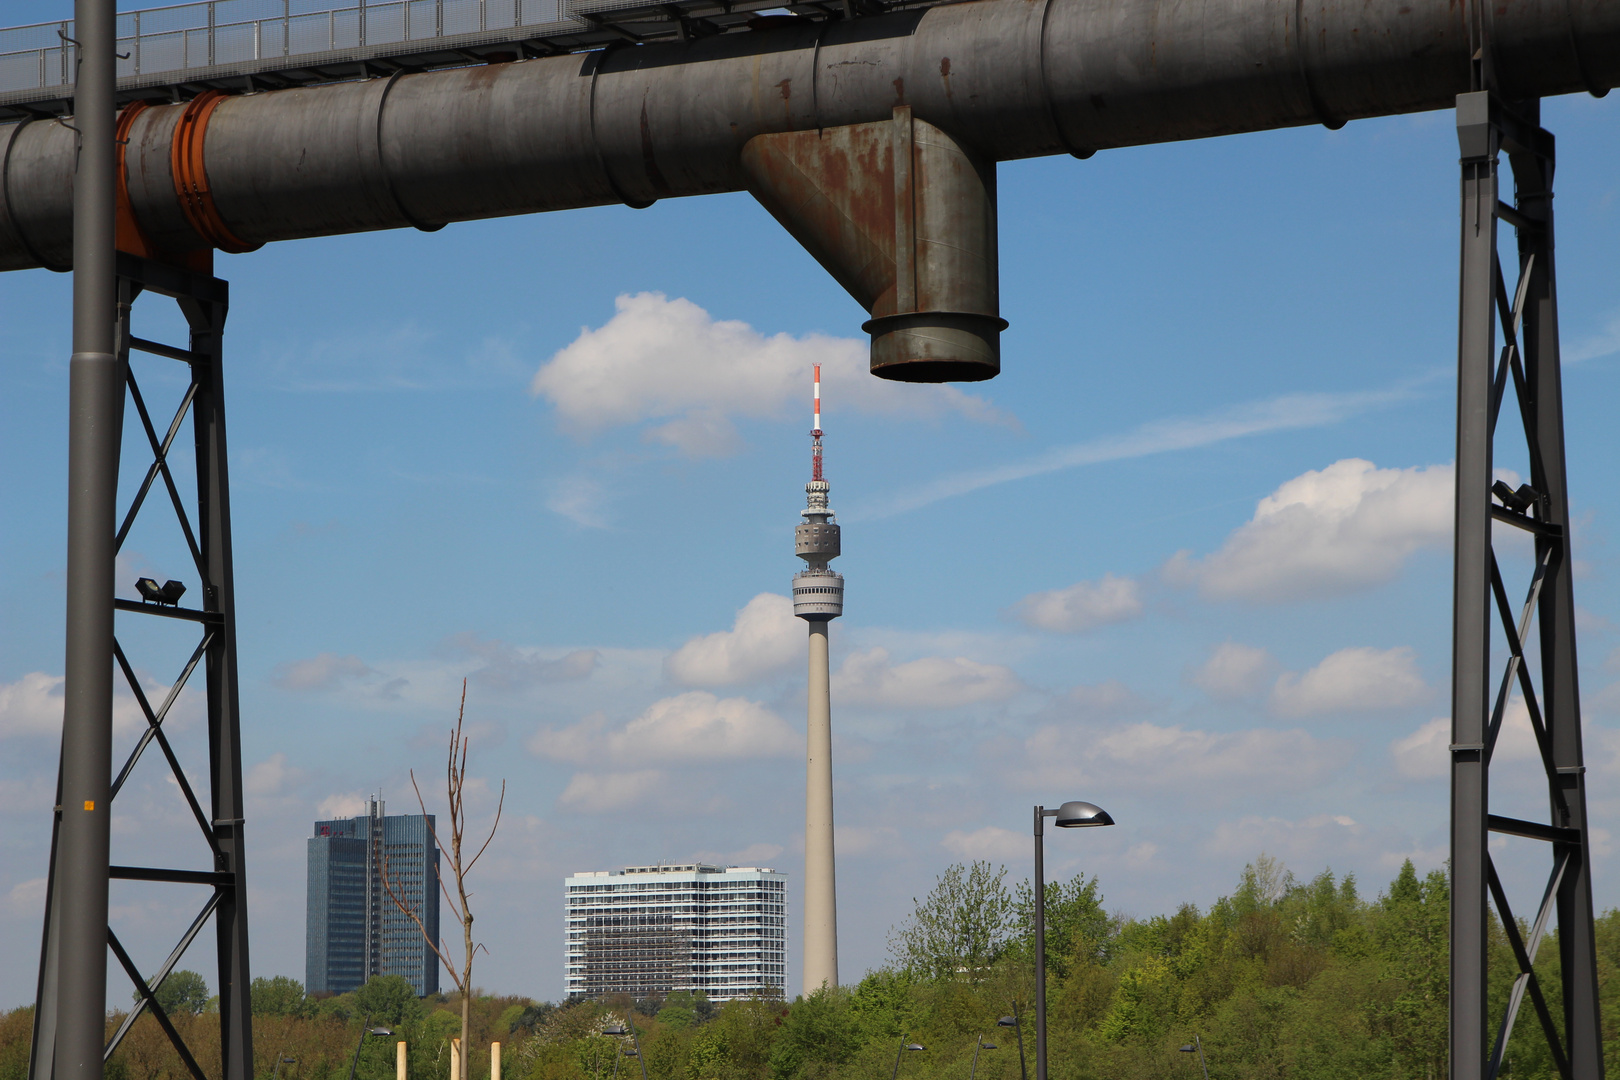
601,1022,649,1080
347,1027,394,1080
1179,1037,1210,1080
890,1041,924,1080
1033,800,1113,1080
273,1057,298,1080
969,1036,997,1080
998,1013,1027,1080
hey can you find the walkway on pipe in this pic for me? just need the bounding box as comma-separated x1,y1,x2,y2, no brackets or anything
0,0,945,122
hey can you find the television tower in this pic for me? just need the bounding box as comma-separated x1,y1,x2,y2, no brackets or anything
793,364,843,994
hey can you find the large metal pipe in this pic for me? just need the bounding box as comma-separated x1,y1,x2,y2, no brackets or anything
744,107,1005,381
1,0,1616,274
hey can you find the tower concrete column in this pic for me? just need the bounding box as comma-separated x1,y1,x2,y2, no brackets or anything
793,365,843,995
803,619,838,993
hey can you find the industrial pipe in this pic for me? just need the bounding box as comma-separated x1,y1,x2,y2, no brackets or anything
2,0,1616,279
744,107,1005,380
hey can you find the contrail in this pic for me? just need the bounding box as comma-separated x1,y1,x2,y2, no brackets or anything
847,378,1435,521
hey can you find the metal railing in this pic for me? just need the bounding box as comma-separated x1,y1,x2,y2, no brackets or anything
0,0,617,97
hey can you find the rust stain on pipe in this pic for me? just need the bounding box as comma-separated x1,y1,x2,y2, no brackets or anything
742,107,1004,382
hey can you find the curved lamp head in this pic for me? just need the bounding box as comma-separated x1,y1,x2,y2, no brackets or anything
369,1028,394,1037
1054,800,1113,828
602,1026,628,1036
979,1043,997,1050
905,1045,924,1052
1179,1045,1196,1053
996,1017,1017,1027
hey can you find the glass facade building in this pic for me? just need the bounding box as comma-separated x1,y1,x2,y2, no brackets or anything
565,864,787,1002
306,798,440,996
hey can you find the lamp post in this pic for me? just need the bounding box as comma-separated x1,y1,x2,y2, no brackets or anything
1179,1036,1210,1080
969,1036,997,1080
1033,801,1113,1080
601,1024,648,1080
890,1041,923,1080
998,1013,1027,1080
347,1028,394,1080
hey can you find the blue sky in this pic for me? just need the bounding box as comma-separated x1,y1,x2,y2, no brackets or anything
3,11,1620,1006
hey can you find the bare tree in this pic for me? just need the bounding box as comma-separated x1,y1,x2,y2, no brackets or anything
384,680,505,1080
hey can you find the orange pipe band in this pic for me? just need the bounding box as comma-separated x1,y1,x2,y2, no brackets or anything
171,89,259,255
114,101,155,258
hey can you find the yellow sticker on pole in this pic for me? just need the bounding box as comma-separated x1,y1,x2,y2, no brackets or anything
83,801,94,811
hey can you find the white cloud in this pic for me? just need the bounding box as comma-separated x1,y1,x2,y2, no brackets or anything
558,770,665,812
833,648,1023,709
272,653,372,691
449,635,600,690
833,824,902,856
1192,642,1277,699
530,293,1007,457
1207,814,1367,861
1589,681,1620,719
0,671,190,739
1164,459,1453,601
1059,680,1152,720
665,594,801,686
941,826,1025,863
614,693,797,760
532,692,797,763
1390,718,1450,780
0,672,67,737
547,475,613,529
1567,310,1620,363
1026,720,1345,792
318,792,369,818
1270,646,1429,716
1011,574,1143,633
1391,700,1540,781
246,752,305,797
6,877,46,917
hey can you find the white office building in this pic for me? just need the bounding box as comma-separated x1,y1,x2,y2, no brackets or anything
565,863,787,1001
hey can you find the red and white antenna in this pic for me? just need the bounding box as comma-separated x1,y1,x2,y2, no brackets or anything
813,364,822,433
811,364,824,482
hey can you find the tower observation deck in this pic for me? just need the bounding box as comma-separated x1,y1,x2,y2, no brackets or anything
793,366,843,619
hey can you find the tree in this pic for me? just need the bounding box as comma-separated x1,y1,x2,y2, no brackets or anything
1374,860,1448,1080
887,861,1014,982
134,969,209,1017
383,680,505,1080
351,975,427,1027
249,975,308,1018
770,988,862,1080
1011,871,1113,978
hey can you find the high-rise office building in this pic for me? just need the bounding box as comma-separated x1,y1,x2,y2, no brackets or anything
307,797,440,996
564,864,787,1002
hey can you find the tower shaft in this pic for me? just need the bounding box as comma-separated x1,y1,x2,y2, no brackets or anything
803,620,838,994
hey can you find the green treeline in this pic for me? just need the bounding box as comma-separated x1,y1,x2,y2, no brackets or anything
8,855,1620,1080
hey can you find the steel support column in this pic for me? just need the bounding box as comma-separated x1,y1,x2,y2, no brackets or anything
1450,90,1602,1080
30,251,253,1080
43,3,120,1080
